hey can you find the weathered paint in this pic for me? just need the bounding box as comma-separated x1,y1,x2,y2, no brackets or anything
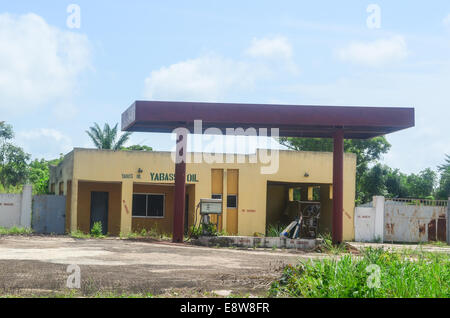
50,148,356,240
384,201,447,243
32,195,66,234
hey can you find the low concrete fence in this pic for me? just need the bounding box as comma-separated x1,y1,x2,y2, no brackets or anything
0,185,32,228
0,185,66,234
192,235,321,250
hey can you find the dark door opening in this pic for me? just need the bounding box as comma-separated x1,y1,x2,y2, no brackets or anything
90,191,108,235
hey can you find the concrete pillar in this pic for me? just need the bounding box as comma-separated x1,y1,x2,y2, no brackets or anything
332,129,344,244
173,131,187,243
120,181,133,236
447,198,450,245
307,186,314,201
20,184,32,228
373,196,385,242
70,179,78,232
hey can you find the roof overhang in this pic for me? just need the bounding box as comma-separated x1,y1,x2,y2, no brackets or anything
121,100,414,139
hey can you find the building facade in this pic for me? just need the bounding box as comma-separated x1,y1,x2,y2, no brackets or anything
49,148,356,240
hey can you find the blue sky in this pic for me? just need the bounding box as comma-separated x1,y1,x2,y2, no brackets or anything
1,1,450,174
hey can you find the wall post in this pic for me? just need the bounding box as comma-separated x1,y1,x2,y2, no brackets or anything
373,196,385,242
120,181,133,236
19,184,32,228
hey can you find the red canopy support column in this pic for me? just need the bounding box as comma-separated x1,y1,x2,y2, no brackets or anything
332,129,344,244
173,130,186,243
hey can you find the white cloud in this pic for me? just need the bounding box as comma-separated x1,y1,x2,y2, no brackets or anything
143,36,299,101
245,36,293,60
0,13,91,114
336,36,408,66
143,55,263,101
16,128,72,159
443,14,450,29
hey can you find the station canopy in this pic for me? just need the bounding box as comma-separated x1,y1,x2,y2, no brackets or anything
121,100,415,139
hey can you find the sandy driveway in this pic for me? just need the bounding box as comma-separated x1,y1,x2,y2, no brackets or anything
0,235,322,297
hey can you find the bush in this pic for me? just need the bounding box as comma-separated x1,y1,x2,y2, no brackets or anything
269,247,450,298
90,222,104,238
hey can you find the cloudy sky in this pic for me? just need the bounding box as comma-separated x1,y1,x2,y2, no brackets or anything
1,1,450,173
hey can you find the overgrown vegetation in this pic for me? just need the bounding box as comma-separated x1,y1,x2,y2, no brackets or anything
120,227,171,240
0,226,33,235
266,224,286,237
315,233,348,254
269,247,450,298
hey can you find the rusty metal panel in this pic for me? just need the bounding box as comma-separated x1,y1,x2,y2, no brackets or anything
384,199,447,243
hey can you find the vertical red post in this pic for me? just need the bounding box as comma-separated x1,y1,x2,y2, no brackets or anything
332,129,344,244
173,130,186,243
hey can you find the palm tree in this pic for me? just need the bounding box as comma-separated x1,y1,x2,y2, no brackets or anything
86,123,132,150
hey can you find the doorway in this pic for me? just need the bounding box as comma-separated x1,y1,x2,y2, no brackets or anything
90,191,108,235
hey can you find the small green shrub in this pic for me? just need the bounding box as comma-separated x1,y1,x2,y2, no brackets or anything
90,222,104,238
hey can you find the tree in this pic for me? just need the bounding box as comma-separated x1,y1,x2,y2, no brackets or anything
359,164,389,202
436,154,450,199
86,123,132,150
279,136,391,203
121,144,153,151
0,143,30,190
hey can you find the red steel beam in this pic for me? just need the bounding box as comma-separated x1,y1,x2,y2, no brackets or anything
332,129,344,244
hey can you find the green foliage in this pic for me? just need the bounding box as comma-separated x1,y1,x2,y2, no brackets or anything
0,226,33,235
86,122,132,150
266,224,286,237
269,247,450,298
0,143,30,191
70,229,91,239
90,222,104,238
436,154,450,199
121,144,153,151
316,233,347,254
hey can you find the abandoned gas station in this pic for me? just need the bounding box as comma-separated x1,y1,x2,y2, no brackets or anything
50,101,414,244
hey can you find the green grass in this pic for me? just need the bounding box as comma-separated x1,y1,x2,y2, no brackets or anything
0,226,33,235
70,229,91,239
269,247,450,298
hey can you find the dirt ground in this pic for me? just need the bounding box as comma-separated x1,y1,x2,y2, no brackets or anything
0,235,326,297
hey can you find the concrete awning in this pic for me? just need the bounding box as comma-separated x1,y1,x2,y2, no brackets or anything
122,100,414,139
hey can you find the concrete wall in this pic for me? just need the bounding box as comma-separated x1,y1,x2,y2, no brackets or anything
355,197,448,243
0,185,32,228
384,199,447,243
52,148,357,240
354,196,385,242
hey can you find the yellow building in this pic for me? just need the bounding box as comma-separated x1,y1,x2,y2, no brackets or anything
50,148,356,240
